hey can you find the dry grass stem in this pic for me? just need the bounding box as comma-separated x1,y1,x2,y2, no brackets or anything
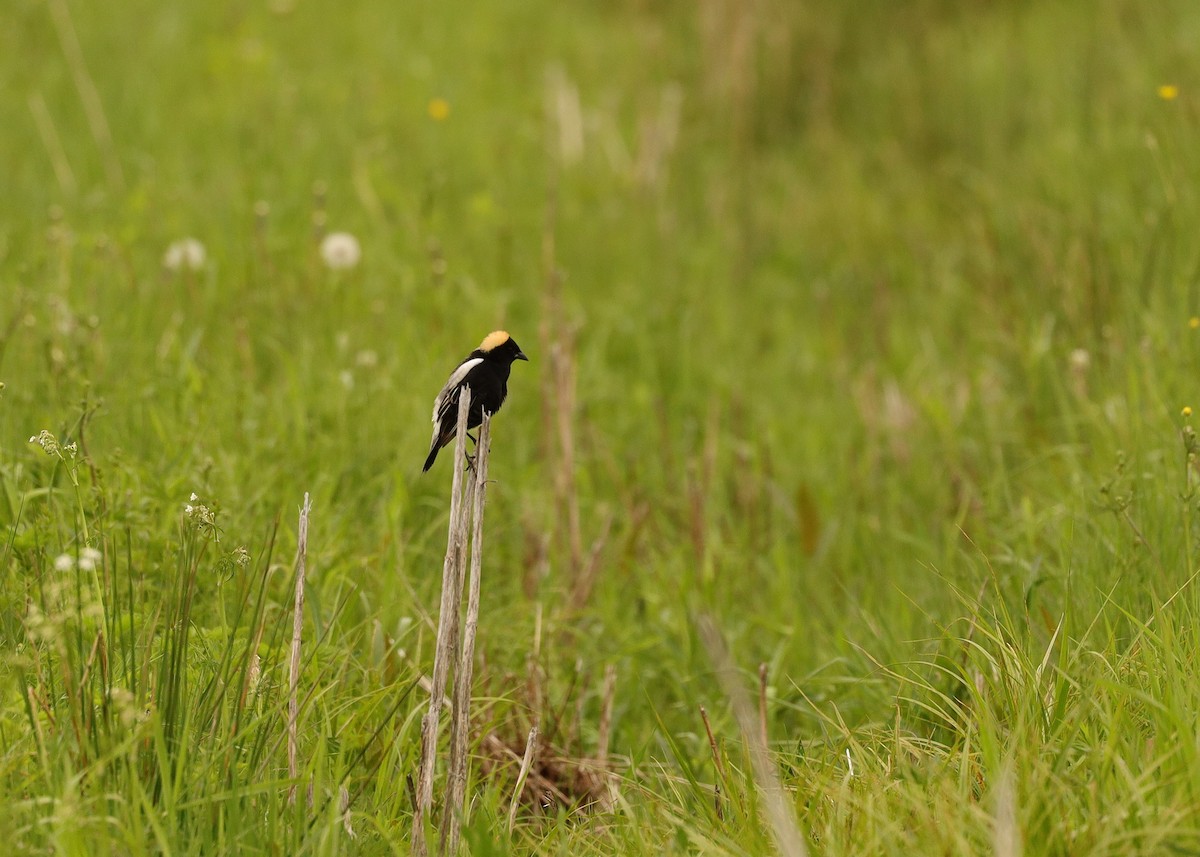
46,0,124,192
287,492,311,805
27,93,77,195
569,511,614,611
552,336,582,575
596,664,617,765
537,194,559,458
697,615,808,857
993,764,1021,857
545,65,584,166
537,199,585,586
442,414,493,856
340,785,355,839
594,664,620,810
758,662,769,748
526,604,544,719
568,659,587,751
508,724,540,834
414,390,473,856
633,83,683,189
699,705,726,820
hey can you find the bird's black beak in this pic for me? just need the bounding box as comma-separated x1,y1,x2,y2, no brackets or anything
516,350,529,361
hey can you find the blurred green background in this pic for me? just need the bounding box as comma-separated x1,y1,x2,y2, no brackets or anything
5,0,1200,853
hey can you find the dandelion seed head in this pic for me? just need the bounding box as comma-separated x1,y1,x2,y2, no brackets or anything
53,554,74,572
163,238,207,272
320,232,362,271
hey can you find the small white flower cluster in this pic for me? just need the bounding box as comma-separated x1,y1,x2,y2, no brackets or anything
163,238,207,272
213,544,252,582
29,430,77,459
25,579,104,646
320,231,361,270
53,546,102,572
24,602,55,644
185,491,219,534
108,686,150,728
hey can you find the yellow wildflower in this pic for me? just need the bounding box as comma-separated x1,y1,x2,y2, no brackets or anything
428,98,450,121
1159,84,1180,101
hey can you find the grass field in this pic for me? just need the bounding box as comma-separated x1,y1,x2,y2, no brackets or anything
5,0,1200,853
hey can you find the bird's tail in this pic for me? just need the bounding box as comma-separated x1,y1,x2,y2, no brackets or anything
422,443,440,472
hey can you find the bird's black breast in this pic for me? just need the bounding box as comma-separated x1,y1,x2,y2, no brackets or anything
462,361,510,426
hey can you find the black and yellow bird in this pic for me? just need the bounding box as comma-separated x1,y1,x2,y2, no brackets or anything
423,330,528,472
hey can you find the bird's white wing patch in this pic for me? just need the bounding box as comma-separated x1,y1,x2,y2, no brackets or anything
431,357,484,426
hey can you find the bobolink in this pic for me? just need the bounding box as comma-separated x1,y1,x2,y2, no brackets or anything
423,330,528,472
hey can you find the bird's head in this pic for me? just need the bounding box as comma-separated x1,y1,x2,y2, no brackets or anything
479,330,529,364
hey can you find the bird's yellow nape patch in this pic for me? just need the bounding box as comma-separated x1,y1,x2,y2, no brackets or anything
479,330,511,352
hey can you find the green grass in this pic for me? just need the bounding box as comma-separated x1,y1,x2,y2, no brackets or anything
5,0,1200,852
